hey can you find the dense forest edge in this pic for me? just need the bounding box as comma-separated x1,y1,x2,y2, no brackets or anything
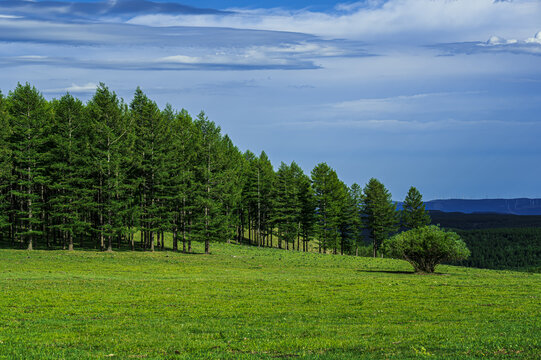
0,83,539,272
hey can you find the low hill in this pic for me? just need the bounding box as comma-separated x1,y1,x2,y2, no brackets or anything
397,198,541,215
429,210,541,230
0,243,539,359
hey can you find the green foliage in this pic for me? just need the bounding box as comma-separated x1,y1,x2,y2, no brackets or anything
348,183,365,253
7,83,53,249
274,162,298,249
0,92,11,230
430,211,541,229
402,186,430,229
48,93,90,250
384,225,470,273
192,112,238,253
0,244,539,359
86,83,132,251
1,82,535,275
453,228,541,270
362,178,399,257
311,163,344,253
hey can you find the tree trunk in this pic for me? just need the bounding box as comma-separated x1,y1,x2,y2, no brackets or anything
27,159,33,251
188,218,192,253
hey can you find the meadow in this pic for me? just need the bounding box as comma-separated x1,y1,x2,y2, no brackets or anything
0,243,539,359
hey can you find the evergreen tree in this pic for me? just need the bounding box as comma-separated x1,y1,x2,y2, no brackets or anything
311,163,342,253
49,94,89,250
297,169,316,252
242,150,258,245
163,108,198,252
7,83,52,250
274,162,297,250
349,183,365,255
86,83,131,251
337,182,358,255
362,178,399,257
258,152,276,248
402,186,431,229
192,111,230,254
130,87,169,251
219,135,243,244
0,91,12,237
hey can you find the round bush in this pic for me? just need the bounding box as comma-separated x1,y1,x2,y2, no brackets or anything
383,225,470,273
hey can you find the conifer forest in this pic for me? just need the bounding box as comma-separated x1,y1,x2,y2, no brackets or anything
0,83,405,256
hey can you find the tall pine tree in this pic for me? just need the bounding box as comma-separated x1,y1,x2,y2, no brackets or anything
7,83,52,250
49,94,89,250
362,178,399,257
87,83,131,251
402,186,431,229
0,91,12,238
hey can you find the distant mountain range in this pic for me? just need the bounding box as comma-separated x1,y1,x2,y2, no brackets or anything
396,198,541,215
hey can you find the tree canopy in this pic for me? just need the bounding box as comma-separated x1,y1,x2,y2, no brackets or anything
0,83,422,257
383,225,470,273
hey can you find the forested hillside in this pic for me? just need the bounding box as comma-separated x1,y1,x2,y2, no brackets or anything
0,83,385,255
451,228,541,271
2,83,540,273
425,212,540,271
429,211,541,229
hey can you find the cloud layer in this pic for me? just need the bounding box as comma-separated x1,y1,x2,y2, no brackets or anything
1,0,541,198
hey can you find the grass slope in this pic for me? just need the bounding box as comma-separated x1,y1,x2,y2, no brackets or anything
0,243,539,359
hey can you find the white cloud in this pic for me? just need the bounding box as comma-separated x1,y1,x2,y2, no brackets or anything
0,14,21,19
483,32,541,47
66,82,98,93
128,0,541,43
43,83,98,94
282,118,532,132
330,91,484,114
525,31,541,44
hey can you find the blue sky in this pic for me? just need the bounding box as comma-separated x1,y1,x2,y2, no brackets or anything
1,0,541,200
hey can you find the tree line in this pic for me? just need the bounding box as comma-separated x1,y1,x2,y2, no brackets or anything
0,83,430,255
450,228,541,271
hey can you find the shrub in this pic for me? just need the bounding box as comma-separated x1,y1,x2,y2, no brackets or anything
383,225,470,273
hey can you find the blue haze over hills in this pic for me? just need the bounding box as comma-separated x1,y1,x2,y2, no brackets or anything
397,198,541,215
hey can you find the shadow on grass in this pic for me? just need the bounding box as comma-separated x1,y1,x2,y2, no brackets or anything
356,269,449,275
356,269,415,275
0,239,210,255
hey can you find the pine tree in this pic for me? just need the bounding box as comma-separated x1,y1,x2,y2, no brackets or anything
349,183,365,255
192,111,230,254
338,182,358,255
242,150,258,245
362,178,399,257
7,83,52,250
49,94,89,250
86,83,131,251
402,186,431,229
130,87,169,251
220,135,243,244
0,91,12,238
297,169,316,252
274,162,297,250
311,163,342,253
167,108,197,253
258,151,276,248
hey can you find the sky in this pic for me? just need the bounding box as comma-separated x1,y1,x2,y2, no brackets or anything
1,0,541,200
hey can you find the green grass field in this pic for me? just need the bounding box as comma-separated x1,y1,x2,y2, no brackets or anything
0,243,539,359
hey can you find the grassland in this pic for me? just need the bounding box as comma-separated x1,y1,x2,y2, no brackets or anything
0,243,539,359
